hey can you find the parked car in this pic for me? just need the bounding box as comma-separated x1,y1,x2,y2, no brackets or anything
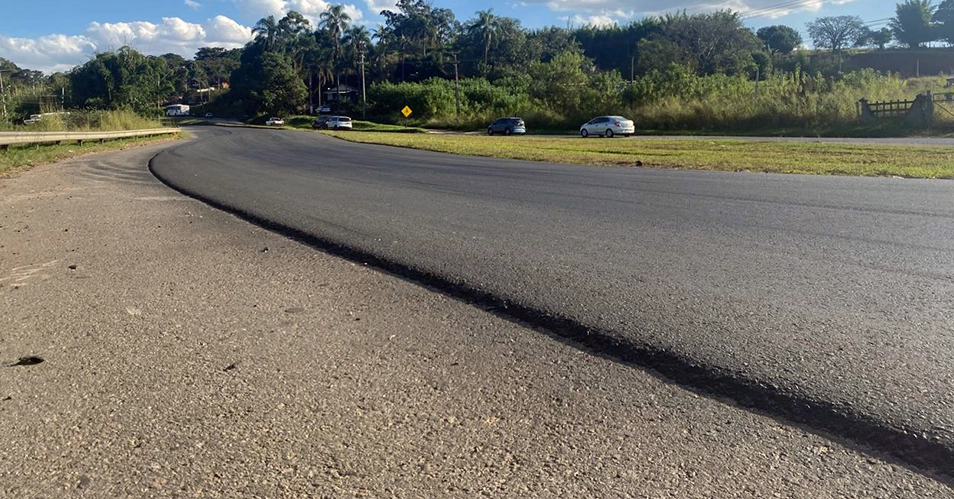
312,115,333,129
265,117,285,126
318,105,332,114
204,112,214,119
324,116,353,130
579,116,634,138
487,117,526,136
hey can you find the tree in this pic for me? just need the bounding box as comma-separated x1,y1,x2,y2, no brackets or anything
756,25,802,55
528,48,593,115
933,0,954,44
380,0,457,64
258,52,307,114
195,47,241,86
806,16,866,52
470,9,499,65
320,4,351,61
343,25,371,69
278,11,311,40
230,50,306,116
890,0,936,47
252,15,280,51
638,11,760,76
871,27,895,48
854,26,894,48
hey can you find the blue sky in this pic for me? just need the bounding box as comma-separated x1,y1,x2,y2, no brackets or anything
0,0,892,72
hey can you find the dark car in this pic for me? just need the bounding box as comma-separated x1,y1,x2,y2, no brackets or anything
487,117,526,136
312,115,332,129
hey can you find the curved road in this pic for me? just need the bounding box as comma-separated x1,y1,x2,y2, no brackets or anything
152,127,954,477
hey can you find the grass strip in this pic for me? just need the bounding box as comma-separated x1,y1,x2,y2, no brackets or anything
323,131,954,179
0,135,180,177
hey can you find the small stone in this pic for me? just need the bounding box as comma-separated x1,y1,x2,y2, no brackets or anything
285,307,304,314
68,264,77,270
223,362,238,372
9,356,44,367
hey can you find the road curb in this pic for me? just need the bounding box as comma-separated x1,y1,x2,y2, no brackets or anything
148,152,954,485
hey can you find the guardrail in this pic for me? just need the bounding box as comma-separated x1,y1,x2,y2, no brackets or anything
0,128,180,150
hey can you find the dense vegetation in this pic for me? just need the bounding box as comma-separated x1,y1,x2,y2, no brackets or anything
3,0,954,134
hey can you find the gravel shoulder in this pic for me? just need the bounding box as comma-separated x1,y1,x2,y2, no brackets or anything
0,141,951,497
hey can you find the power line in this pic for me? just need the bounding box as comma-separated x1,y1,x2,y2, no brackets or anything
742,0,822,20
742,0,848,20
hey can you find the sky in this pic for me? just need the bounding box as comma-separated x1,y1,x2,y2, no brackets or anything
0,0,893,73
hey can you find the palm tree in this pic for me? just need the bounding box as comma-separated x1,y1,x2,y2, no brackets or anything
252,15,279,51
471,9,499,65
343,26,371,68
320,4,352,108
320,4,352,62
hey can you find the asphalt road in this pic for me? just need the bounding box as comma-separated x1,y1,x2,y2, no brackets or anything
152,127,954,476
5,141,952,496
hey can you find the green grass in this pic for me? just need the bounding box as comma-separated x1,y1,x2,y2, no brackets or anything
280,115,427,133
0,135,179,177
322,131,954,179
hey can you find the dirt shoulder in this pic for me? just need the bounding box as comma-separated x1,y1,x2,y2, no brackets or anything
0,140,949,497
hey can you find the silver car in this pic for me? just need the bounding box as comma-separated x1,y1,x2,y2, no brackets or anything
325,116,353,130
580,116,635,138
487,117,526,136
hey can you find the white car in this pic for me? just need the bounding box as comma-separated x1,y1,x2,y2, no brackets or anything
265,117,285,126
580,116,635,138
324,116,353,130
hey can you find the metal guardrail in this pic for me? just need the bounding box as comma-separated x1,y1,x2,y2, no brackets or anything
0,128,179,149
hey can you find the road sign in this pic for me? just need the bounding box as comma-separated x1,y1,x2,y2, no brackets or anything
401,106,413,118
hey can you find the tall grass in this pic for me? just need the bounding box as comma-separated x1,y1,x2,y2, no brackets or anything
369,69,954,135
628,69,951,134
2,109,163,132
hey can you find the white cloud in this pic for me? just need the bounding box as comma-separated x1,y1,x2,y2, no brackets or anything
540,0,861,19
562,14,618,28
0,34,96,73
205,15,256,44
0,16,253,73
185,0,202,9
364,0,399,15
235,0,288,18
232,0,365,27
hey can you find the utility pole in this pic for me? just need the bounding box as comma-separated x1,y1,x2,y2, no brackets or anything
452,52,460,117
360,45,367,120
0,70,7,122
157,73,162,120
755,67,760,102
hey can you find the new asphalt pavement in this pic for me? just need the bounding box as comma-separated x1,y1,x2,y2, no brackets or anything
151,127,954,478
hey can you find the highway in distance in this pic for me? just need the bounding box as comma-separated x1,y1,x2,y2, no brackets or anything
151,127,954,477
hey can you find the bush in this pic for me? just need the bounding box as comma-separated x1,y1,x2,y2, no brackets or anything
367,61,951,134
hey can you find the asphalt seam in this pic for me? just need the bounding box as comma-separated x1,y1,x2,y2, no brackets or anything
147,152,954,486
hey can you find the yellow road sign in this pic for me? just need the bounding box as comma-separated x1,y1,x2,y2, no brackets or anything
401,105,413,118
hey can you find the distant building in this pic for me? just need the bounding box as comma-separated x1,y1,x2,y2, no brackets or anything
323,84,358,104
165,104,190,116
